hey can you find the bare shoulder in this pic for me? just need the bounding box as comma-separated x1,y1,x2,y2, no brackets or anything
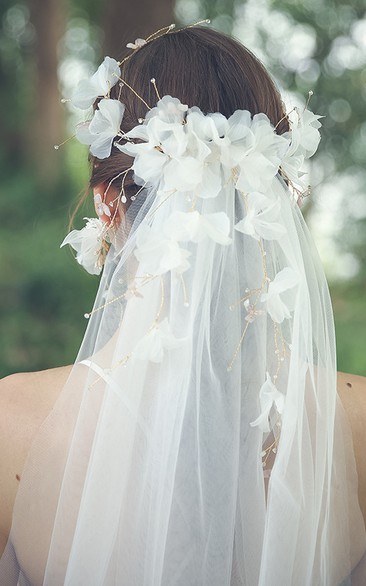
0,365,72,408
337,370,366,525
0,364,73,480
0,365,72,556
337,370,366,423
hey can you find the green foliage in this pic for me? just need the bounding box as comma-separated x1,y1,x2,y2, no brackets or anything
0,161,98,377
0,1,101,377
267,0,366,172
331,283,366,375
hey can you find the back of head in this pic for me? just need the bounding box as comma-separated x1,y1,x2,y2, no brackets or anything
91,26,289,190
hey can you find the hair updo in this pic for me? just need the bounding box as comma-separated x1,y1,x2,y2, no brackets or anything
89,26,289,200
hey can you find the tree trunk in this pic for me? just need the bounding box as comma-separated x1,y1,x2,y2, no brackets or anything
28,0,66,187
103,0,175,60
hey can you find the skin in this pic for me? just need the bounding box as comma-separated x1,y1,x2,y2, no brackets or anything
337,371,366,523
0,365,72,558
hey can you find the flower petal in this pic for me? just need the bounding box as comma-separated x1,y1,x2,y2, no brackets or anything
70,79,99,110
134,318,187,363
76,99,125,159
60,217,107,275
261,267,299,323
93,56,121,97
134,225,191,275
234,194,286,241
250,372,285,432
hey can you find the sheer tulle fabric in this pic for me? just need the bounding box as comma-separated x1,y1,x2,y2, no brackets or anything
1,177,365,585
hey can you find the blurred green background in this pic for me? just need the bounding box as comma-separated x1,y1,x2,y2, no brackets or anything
0,0,365,377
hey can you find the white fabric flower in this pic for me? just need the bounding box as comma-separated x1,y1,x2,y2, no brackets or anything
235,114,288,193
118,141,170,185
70,57,121,110
284,108,323,159
261,267,299,323
134,224,191,275
124,115,188,160
124,139,211,197
116,104,189,185
145,95,188,124
185,109,228,150
219,110,253,167
234,193,286,241
134,317,187,363
60,217,108,275
126,38,147,50
280,108,322,187
115,98,320,199
250,372,285,432
280,153,305,185
94,193,111,217
76,99,125,159
164,211,232,245
119,102,219,196
162,155,215,197
158,111,221,198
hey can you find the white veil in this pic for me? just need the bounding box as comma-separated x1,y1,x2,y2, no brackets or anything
1,91,365,586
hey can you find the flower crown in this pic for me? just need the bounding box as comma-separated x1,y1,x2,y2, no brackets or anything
60,47,322,276
65,46,321,194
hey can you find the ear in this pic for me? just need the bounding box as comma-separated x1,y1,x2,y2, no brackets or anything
93,183,120,226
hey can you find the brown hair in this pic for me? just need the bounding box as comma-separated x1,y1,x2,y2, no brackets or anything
89,26,289,201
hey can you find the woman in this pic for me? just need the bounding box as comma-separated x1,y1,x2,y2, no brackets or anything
1,24,366,585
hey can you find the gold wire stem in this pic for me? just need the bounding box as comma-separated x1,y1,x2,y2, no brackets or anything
304,90,314,110
227,319,251,371
134,273,160,287
274,107,295,131
182,19,211,29
150,78,161,101
131,181,148,201
114,75,152,110
180,274,189,307
272,322,286,382
84,273,158,320
54,134,75,150
118,20,210,68
262,437,279,467
88,275,165,386
278,168,308,203
117,82,123,101
227,191,270,370
229,287,263,311
227,278,268,369
258,239,268,280
154,277,165,324
84,290,128,319
188,192,198,212
119,167,134,204
104,169,130,198
118,24,176,67
145,23,176,42
147,188,177,221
